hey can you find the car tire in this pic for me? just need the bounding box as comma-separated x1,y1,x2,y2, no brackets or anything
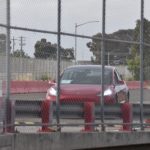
126,92,130,103
115,94,119,103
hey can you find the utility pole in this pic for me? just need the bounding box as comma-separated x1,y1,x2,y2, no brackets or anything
19,36,26,79
19,36,26,57
11,36,18,53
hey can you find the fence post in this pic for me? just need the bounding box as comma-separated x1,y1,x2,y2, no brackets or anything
121,102,133,131
3,100,15,133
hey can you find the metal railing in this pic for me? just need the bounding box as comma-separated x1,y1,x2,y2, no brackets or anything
3,99,150,133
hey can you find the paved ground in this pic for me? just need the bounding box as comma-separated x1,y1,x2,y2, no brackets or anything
10,92,46,101
130,89,150,103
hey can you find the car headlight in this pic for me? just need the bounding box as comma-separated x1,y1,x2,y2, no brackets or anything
47,87,57,96
104,89,112,96
97,89,112,96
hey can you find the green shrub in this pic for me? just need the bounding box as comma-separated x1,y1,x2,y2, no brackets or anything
40,74,51,81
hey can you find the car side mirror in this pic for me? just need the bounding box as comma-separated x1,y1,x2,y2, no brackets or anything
48,80,56,86
118,80,124,85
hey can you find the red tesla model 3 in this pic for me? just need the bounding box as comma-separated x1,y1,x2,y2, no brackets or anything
46,65,129,104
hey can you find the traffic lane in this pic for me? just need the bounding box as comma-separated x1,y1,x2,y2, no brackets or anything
10,89,150,102
129,89,150,103
10,92,46,101
14,118,124,133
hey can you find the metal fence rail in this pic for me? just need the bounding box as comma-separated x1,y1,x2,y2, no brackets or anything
1,99,149,132
13,100,150,120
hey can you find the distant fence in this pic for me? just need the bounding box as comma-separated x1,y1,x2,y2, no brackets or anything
0,55,132,81
0,55,74,80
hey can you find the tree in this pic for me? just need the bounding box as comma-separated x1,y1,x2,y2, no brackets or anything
11,50,30,58
127,47,140,80
34,39,56,59
61,48,74,60
87,33,101,63
127,18,150,80
87,30,134,64
34,38,74,60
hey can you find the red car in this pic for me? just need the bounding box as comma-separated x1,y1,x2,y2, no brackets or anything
46,65,129,104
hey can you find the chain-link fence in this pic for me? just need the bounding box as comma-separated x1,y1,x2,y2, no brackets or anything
0,0,150,133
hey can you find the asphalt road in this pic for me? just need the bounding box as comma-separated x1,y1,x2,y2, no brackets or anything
130,89,150,103
10,89,150,103
10,92,46,101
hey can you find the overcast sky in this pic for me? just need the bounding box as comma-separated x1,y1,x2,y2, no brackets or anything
1,0,150,60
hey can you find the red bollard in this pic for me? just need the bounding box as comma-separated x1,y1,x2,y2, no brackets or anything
3,100,15,133
83,102,95,132
121,102,133,131
38,99,55,132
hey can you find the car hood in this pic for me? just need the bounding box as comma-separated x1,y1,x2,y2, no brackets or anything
60,84,111,96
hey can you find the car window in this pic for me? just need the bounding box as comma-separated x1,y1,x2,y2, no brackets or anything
114,71,119,84
115,69,122,81
114,69,123,84
61,67,112,85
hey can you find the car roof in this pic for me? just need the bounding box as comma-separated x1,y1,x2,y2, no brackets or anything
65,65,115,71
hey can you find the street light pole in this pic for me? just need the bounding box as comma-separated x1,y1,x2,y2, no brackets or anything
74,20,100,64
75,23,77,64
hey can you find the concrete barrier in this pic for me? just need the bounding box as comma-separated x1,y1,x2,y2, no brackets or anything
1,132,150,150
11,132,150,150
2,80,150,95
2,81,50,94
0,134,14,150
126,81,149,90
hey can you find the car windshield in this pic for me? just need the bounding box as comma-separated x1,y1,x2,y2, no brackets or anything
61,67,112,85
